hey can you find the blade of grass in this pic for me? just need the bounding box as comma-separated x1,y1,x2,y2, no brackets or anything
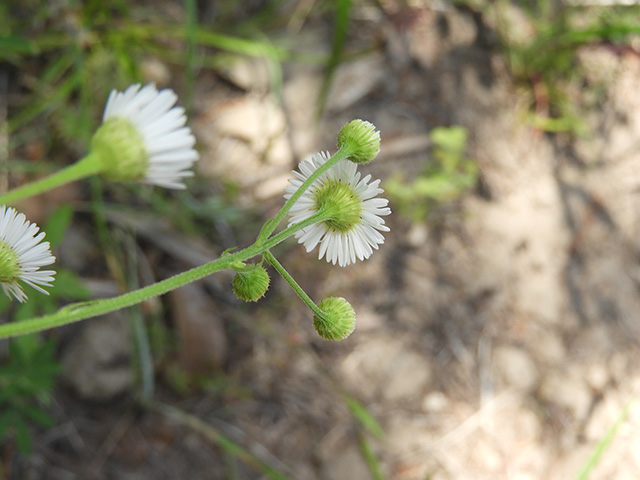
0,70,7,194
8,64,80,134
316,0,352,117
118,24,291,61
39,52,76,89
123,232,155,402
184,0,198,115
343,393,385,440
573,401,632,480
359,433,385,480
74,45,92,142
0,35,37,59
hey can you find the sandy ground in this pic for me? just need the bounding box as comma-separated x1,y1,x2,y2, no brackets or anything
6,3,640,480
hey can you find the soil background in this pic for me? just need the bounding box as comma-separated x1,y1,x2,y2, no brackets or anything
3,2,640,479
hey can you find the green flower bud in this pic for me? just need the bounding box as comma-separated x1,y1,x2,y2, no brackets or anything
232,266,270,302
91,117,148,182
337,119,381,164
313,297,356,341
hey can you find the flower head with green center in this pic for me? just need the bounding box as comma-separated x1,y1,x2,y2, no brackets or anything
0,206,55,302
284,151,391,267
93,83,198,189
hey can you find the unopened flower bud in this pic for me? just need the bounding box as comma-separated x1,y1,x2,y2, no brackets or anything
313,297,356,341
337,119,380,164
232,266,270,302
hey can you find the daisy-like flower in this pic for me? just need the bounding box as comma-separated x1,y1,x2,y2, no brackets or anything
93,83,198,189
284,151,391,267
0,206,56,302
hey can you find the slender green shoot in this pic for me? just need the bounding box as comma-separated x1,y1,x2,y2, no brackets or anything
316,0,352,118
573,401,632,480
359,433,386,480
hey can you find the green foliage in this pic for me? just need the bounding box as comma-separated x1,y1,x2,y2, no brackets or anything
343,393,385,440
385,126,478,223
359,433,385,480
317,0,352,116
0,334,60,454
0,206,86,452
343,393,386,478
2,0,301,153
496,0,640,133
42,205,74,249
0,204,90,319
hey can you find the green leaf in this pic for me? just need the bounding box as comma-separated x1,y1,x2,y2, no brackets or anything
8,66,81,133
42,205,74,248
343,394,384,439
13,416,32,455
430,126,468,155
10,334,41,363
21,404,54,428
0,291,10,314
0,35,36,57
359,433,385,480
14,299,40,321
573,401,631,480
0,409,14,438
48,268,91,300
316,0,352,117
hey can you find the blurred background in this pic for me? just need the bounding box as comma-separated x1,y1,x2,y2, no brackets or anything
2,0,640,478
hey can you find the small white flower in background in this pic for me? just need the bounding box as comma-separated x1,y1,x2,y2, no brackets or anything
285,151,391,267
0,206,56,302
98,83,198,189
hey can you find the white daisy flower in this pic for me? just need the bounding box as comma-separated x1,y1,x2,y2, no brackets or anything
99,83,198,189
284,151,391,267
0,206,56,302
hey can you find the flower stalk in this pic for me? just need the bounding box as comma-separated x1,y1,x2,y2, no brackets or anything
256,146,352,244
0,104,387,341
263,250,325,319
0,210,329,340
0,154,102,205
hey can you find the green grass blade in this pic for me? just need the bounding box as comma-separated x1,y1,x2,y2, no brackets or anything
118,24,291,61
8,67,80,134
573,401,631,480
316,0,352,117
359,433,385,480
184,0,198,115
343,394,385,439
0,35,37,59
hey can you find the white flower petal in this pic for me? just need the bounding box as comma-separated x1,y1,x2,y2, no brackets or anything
101,83,199,189
285,152,391,267
0,206,56,302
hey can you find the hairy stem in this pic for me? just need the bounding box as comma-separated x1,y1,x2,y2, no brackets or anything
256,146,351,243
0,211,328,339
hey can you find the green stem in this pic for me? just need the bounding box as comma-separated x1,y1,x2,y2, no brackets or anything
256,146,351,244
0,211,329,340
263,251,324,319
0,154,102,205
